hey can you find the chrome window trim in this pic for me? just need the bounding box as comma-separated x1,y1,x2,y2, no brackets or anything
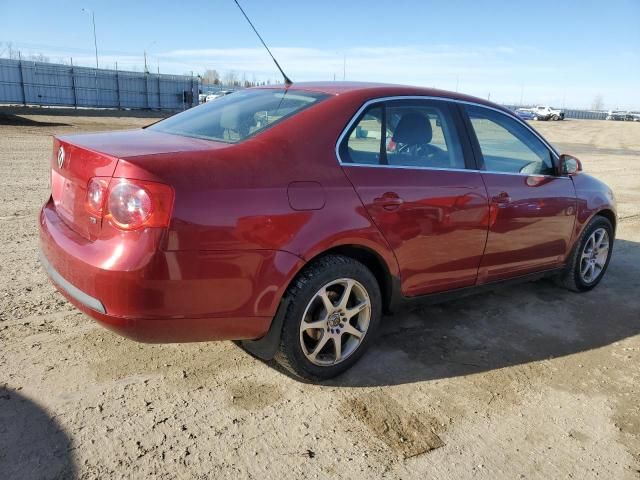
339,162,570,179
335,95,563,177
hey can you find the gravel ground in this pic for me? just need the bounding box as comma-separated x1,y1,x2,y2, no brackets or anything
0,110,638,480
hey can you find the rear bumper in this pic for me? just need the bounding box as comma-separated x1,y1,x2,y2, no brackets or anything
39,252,106,314
39,253,270,342
39,198,303,343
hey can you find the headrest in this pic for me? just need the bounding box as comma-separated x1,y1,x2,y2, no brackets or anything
392,112,432,145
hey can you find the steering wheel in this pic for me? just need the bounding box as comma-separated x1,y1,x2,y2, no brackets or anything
395,142,440,157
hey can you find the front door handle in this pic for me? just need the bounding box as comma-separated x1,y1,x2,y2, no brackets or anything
491,191,511,207
374,192,404,210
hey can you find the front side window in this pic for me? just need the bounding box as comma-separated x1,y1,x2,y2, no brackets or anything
466,105,555,175
385,101,465,169
149,89,328,143
340,99,465,169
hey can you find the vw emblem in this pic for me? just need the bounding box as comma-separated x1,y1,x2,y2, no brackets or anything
57,146,65,169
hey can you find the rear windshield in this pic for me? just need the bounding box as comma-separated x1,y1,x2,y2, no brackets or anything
149,89,328,143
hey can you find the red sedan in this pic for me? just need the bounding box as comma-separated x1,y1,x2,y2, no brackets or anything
39,82,616,380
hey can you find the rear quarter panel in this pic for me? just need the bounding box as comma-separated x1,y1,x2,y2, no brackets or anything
121,92,400,317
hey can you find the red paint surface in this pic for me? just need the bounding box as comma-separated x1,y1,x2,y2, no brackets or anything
478,173,577,283
343,167,489,295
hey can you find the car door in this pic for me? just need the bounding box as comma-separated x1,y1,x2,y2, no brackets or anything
339,98,490,296
462,104,577,283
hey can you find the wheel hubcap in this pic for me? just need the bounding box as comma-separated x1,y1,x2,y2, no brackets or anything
579,228,610,284
299,278,371,366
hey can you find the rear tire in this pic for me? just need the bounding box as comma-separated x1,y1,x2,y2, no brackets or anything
556,216,614,292
274,255,382,381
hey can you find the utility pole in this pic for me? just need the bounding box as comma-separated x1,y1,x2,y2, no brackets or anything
343,54,346,81
82,8,99,70
82,8,99,105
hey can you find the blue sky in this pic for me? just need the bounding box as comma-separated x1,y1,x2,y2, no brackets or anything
1,0,639,109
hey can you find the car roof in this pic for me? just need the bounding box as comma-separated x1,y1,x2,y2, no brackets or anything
253,81,512,114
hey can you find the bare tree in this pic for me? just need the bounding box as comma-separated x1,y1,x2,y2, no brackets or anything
0,46,49,63
0,42,20,60
222,71,238,87
592,94,604,111
202,69,220,85
28,53,50,63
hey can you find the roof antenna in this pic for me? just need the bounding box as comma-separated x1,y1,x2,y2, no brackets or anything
232,0,293,86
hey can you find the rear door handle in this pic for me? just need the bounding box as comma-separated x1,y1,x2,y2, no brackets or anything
374,192,404,210
491,191,511,206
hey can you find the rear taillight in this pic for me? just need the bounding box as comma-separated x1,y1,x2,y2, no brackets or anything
86,177,110,215
107,181,153,229
86,177,174,231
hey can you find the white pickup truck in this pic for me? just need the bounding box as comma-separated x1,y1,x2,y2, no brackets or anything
531,106,565,121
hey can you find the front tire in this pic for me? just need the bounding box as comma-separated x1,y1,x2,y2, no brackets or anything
556,215,614,292
274,255,382,381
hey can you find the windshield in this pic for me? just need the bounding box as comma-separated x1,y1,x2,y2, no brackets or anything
149,89,328,143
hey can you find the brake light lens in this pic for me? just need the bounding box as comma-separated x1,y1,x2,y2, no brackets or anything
86,177,174,231
86,177,110,215
108,181,153,229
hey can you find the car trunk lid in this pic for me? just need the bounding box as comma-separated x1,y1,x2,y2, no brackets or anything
50,137,120,240
50,129,221,240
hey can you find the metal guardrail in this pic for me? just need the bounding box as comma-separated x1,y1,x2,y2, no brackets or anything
0,58,198,110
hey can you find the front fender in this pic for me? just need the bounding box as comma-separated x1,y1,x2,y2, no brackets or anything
571,173,617,245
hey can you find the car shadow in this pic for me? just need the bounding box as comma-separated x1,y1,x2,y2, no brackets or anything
0,388,76,480
0,112,71,127
300,237,640,387
329,238,640,387
0,106,169,120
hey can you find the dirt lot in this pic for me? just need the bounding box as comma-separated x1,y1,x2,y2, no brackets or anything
1,109,639,479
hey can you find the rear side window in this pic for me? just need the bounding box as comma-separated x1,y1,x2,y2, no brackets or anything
340,99,465,169
466,105,554,175
149,89,328,143
340,106,384,165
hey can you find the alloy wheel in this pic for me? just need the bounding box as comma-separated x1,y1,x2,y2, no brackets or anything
580,228,610,284
299,278,371,366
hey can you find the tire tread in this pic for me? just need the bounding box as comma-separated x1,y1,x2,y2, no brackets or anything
273,254,380,381
555,215,613,292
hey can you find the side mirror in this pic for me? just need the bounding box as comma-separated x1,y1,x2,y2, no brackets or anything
558,154,582,176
